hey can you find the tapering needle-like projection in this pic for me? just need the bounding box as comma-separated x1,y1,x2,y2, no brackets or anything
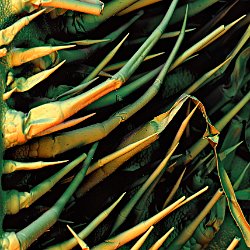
1,0,249,249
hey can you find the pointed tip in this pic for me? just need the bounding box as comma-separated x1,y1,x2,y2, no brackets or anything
0,9,46,46
67,225,90,249
57,59,67,66
131,225,154,250
44,59,66,73
52,45,76,51
154,52,165,56
136,133,158,145
47,59,66,72
42,160,69,167
14,60,66,93
108,192,126,213
91,133,157,174
3,87,17,101
69,39,110,46
110,32,129,54
214,56,232,71
187,28,196,32
226,14,246,30
0,48,7,57
7,46,70,68
177,187,208,208
29,8,47,19
115,192,126,204
219,141,243,162
145,52,166,61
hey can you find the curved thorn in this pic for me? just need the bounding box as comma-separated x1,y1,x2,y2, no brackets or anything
82,33,129,83
7,45,75,67
0,9,45,46
3,87,17,101
10,60,65,92
67,225,89,249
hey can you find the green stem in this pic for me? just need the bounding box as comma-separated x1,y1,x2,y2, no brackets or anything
118,0,180,80
13,0,181,159
86,65,163,111
75,5,188,195
82,33,129,83
47,193,126,250
16,143,98,250
134,166,164,224
111,144,178,234
4,154,86,214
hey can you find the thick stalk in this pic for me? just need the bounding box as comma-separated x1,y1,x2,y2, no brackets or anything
24,1,179,140
103,52,164,72
12,0,181,158
76,6,188,195
39,0,104,15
